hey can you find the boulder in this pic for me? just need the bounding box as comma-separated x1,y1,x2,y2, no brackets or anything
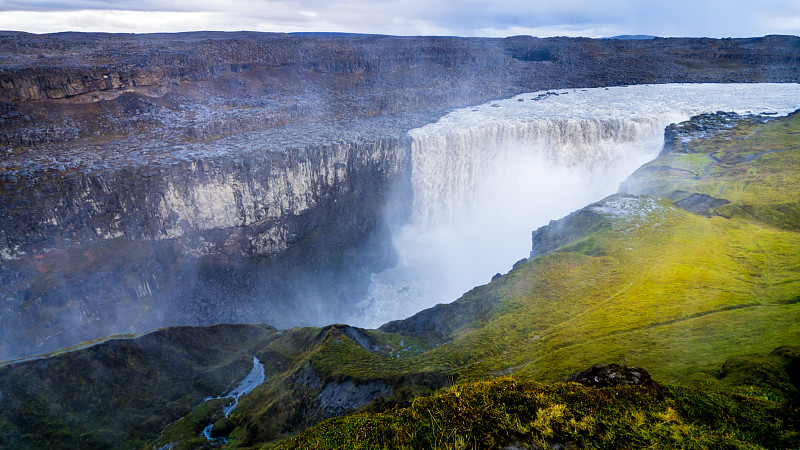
564,363,653,387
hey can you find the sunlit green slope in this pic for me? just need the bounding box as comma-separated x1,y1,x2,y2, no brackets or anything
377,110,800,388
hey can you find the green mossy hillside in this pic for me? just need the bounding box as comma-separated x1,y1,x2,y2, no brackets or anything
146,324,451,449
682,345,800,404
622,110,800,230
0,324,277,450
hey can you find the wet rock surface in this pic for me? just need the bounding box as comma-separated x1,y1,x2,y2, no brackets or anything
316,379,394,416
531,208,612,258
674,193,730,216
565,363,653,387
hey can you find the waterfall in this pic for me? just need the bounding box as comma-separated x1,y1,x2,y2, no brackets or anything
345,83,800,328
408,83,800,230
409,116,671,227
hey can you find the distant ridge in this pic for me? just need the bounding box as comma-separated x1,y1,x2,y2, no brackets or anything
609,34,659,39
290,31,388,37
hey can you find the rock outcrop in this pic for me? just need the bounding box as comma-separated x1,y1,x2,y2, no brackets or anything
673,193,730,216
564,363,653,387
531,208,612,258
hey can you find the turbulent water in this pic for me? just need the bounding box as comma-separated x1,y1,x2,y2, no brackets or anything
344,83,800,328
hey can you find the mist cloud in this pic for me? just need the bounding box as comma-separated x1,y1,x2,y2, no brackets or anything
1,0,799,37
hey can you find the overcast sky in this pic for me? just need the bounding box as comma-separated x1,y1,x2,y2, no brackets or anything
1,0,799,38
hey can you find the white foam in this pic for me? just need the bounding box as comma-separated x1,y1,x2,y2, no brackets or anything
345,83,800,328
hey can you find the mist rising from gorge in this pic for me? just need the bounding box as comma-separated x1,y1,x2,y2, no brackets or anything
2,83,799,361
344,83,800,328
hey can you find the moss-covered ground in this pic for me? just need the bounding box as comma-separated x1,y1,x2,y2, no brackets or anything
0,324,277,449
278,377,799,449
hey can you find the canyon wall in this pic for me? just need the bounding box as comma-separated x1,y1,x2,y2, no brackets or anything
1,32,800,359
0,134,410,359
1,137,408,260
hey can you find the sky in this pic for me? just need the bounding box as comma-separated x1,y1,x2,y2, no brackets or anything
0,0,799,38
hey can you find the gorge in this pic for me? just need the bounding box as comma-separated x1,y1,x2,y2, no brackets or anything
3,81,799,359
2,32,800,359
1,31,799,449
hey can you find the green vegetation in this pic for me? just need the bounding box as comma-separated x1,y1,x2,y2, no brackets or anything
0,324,277,449
681,345,800,404
3,112,799,449
279,377,799,450
623,111,800,230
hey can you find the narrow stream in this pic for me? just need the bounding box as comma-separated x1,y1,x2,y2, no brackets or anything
201,356,265,443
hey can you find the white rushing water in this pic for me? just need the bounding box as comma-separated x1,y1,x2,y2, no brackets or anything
201,356,265,442
344,83,800,328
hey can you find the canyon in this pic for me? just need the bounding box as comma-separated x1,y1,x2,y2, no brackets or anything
1,32,800,360
0,31,799,449
1,109,798,449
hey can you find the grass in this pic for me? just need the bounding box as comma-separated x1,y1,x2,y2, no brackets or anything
277,378,799,449
624,111,800,230
681,345,800,404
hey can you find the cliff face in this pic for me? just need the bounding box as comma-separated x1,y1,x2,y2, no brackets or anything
2,32,800,360
2,33,799,104
0,136,409,359
1,137,408,260
2,33,799,147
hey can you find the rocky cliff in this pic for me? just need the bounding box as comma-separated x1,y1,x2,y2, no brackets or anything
2,32,800,360
0,133,410,359
1,135,408,259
